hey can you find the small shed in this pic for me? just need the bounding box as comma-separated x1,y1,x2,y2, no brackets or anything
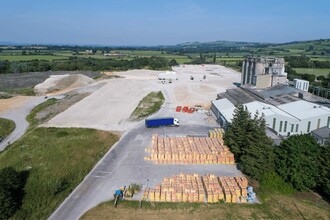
311,127,330,145
158,71,177,80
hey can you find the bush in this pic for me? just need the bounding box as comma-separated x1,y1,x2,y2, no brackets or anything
259,172,295,196
0,167,25,219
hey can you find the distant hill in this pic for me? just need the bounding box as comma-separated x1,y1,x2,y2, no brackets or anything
159,39,330,53
175,40,266,48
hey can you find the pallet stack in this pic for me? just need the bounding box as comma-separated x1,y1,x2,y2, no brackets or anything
144,135,234,164
143,174,249,203
208,128,225,139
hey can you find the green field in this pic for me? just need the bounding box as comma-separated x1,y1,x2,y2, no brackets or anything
0,55,68,61
293,68,330,76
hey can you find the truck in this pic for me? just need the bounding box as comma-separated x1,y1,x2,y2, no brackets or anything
145,117,179,128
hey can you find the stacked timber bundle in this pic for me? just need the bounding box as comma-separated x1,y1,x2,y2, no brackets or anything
143,174,250,203
208,128,225,138
144,134,234,164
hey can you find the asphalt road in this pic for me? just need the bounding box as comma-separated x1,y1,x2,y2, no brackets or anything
0,95,63,151
49,92,243,220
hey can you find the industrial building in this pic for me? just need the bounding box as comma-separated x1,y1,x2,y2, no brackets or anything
158,71,178,81
212,84,330,137
211,98,330,136
241,57,288,89
293,78,309,92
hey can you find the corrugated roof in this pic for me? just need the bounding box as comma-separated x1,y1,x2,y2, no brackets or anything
278,100,330,120
212,98,235,110
212,99,297,123
212,99,235,122
244,101,296,119
311,127,330,139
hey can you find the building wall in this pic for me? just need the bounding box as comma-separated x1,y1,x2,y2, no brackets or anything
272,76,289,86
266,115,299,136
241,57,286,88
255,75,272,88
210,102,229,128
266,114,330,136
293,79,309,92
297,115,330,134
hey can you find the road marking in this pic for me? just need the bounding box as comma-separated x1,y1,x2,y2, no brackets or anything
90,171,112,178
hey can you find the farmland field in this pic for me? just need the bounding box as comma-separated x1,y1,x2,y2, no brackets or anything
0,55,68,61
293,68,330,76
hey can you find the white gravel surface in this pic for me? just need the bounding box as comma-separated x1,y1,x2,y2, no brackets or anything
44,65,240,132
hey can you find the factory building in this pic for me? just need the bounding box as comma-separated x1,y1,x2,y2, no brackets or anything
241,57,288,89
211,98,330,136
293,78,309,92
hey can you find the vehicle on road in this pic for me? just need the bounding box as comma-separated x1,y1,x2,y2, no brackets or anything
145,117,179,128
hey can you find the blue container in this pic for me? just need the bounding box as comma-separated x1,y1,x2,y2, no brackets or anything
145,117,179,128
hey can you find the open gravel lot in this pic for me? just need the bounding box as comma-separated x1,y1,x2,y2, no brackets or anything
44,65,240,132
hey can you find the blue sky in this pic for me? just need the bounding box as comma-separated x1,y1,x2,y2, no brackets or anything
0,0,329,45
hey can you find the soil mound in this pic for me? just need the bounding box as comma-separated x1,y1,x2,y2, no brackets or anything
34,74,94,95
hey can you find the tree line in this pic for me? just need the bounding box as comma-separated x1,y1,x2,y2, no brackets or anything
0,56,178,74
224,105,330,198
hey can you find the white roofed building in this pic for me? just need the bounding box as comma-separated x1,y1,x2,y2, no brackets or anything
158,71,177,80
211,98,330,137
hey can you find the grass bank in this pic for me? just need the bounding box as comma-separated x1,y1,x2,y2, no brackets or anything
2,87,36,96
0,117,15,138
26,98,58,128
130,91,165,120
0,127,119,219
0,94,119,219
81,193,329,220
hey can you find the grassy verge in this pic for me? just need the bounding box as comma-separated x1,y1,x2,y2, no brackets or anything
0,117,16,138
93,74,123,80
0,92,13,99
26,98,58,128
81,193,330,220
130,91,165,120
0,127,118,219
3,87,36,96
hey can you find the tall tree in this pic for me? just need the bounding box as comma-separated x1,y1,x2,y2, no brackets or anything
240,112,275,180
275,135,321,190
224,106,275,180
224,105,250,160
213,53,216,63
